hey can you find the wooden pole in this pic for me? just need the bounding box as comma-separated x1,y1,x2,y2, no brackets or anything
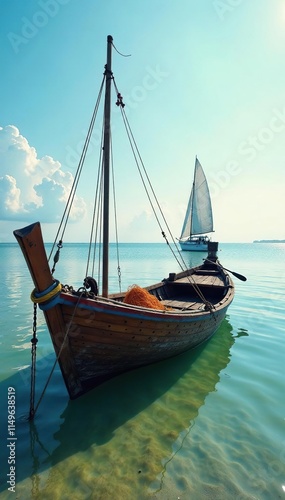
102,35,113,297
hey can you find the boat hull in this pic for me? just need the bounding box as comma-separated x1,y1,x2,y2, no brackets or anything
49,291,230,397
14,222,234,399
179,240,208,252
179,235,211,252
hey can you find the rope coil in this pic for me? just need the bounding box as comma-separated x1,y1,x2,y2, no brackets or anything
31,280,62,305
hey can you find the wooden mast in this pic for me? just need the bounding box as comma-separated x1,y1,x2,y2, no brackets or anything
102,35,113,297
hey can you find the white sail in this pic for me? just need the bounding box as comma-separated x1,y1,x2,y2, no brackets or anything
180,158,213,239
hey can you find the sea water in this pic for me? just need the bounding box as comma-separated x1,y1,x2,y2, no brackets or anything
0,242,284,499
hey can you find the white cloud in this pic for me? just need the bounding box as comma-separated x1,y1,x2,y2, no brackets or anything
0,175,22,214
0,125,86,222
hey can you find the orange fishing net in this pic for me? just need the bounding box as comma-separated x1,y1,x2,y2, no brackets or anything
123,285,165,310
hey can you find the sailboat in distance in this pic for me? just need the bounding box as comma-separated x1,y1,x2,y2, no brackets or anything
179,157,214,252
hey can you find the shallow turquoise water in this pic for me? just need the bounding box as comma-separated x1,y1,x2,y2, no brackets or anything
0,242,284,499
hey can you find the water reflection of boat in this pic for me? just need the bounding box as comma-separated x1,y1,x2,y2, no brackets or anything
0,318,238,496
41,319,237,496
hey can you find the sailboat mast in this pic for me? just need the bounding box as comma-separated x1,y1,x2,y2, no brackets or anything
190,157,197,237
102,35,113,297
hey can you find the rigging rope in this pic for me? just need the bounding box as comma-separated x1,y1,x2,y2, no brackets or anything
85,122,104,282
111,41,131,57
45,62,123,293
48,76,106,268
47,65,214,307
110,134,122,291
112,79,214,309
83,99,122,292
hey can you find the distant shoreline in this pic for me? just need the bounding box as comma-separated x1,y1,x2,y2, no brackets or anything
253,239,285,243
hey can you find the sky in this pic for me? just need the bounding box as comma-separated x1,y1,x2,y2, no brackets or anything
1,0,285,243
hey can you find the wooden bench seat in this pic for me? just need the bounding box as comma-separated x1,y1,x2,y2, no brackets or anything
161,297,205,310
171,274,225,288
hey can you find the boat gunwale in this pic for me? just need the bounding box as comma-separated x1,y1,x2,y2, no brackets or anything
56,282,234,321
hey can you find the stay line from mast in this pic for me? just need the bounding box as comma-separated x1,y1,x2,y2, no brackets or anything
48,75,106,267
112,80,214,307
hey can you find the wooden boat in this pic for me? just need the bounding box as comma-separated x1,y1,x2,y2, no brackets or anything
179,157,214,251
13,36,236,400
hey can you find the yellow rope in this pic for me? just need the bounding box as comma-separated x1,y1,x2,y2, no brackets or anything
30,282,62,304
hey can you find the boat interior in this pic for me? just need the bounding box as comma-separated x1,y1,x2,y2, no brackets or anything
107,264,231,312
